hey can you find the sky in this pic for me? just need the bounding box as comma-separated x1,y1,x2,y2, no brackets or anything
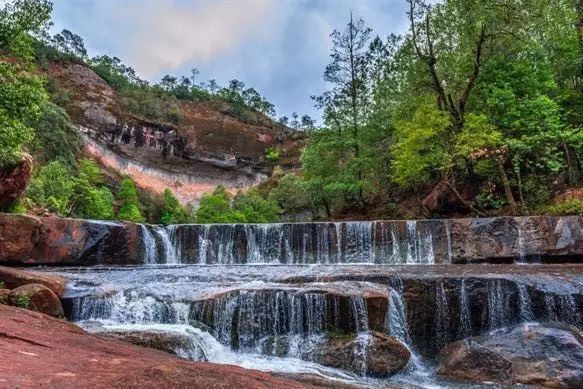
51,0,409,122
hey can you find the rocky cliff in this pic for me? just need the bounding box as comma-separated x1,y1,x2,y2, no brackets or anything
46,61,304,204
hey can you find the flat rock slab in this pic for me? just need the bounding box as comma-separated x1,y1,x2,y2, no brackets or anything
0,266,67,297
0,305,309,389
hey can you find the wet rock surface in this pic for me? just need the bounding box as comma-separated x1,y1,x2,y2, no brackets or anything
100,329,194,356
0,214,581,266
0,305,309,389
312,332,411,377
437,323,583,387
0,266,67,297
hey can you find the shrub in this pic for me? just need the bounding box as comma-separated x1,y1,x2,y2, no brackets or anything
116,178,145,222
265,148,280,163
160,188,191,225
540,198,583,216
232,191,280,223
268,174,311,213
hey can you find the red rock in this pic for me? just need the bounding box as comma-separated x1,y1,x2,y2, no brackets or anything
312,332,411,376
0,153,33,209
9,284,64,317
0,266,67,297
0,305,308,389
437,323,583,387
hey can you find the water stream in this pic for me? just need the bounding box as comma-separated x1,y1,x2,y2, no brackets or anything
42,220,583,387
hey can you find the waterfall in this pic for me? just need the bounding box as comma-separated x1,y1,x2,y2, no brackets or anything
385,278,410,343
545,294,581,326
154,226,177,264
457,279,471,338
350,296,371,376
517,284,534,322
140,225,157,264
434,282,450,349
160,221,444,265
487,280,507,330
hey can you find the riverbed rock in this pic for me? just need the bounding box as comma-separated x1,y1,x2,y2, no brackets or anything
0,304,309,389
9,284,64,317
0,213,141,265
0,266,67,297
437,323,583,387
101,330,194,356
0,153,33,209
312,332,411,377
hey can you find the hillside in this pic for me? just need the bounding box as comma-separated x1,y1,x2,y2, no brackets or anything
45,60,304,205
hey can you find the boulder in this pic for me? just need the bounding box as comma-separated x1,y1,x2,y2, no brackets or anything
0,213,142,266
312,332,411,377
101,330,194,356
9,284,64,317
0,153,33,209
0,266,67,297
0,304,307,389
438,323,583,387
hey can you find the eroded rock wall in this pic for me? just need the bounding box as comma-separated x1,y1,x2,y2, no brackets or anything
0,214,581,266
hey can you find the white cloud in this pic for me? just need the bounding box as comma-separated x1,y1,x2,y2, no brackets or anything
118,0,276,78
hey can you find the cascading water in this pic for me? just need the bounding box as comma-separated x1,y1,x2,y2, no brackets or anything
46,217,583,388
153,220,443,265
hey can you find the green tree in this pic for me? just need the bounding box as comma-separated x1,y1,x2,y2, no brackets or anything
71,159,114,220
26,160,75,215
0,0,52,168
30,102,82,168
116,178,145,222
195,186,242,224
268,174,311,214
232,191,280,223
160,188,191,225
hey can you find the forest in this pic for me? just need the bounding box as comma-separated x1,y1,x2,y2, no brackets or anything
1,0,582,223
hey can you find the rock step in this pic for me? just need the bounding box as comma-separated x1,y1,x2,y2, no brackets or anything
0,213,581,266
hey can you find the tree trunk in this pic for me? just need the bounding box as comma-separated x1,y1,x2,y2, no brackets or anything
322,198,332,218
496,159,518,215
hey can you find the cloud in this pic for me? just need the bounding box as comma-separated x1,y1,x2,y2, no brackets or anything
118,0,276,78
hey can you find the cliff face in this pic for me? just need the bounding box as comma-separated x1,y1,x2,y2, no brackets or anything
46,61,303,204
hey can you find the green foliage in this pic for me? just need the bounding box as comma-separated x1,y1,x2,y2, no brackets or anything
11,293,30,309
232,191,280,223
268,174,312,214
70,159,114,220
539,198,583,216
160,188,191,225
264,148,280,163
0,61,47,168
392,105,451,187
116,178,145,222
195,186,238,224
26,161,75,215
30,102,82,168
195,186,280,223
0,0,51,168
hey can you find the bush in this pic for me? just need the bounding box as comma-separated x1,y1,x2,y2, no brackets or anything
195,186,241,223
30,102,82,169
268,174,311,213
26,161,75,215
232,191,280,223
540,198,583,216
265,148,280,163
116,178,145,222
160,188,191,225
70,159,114,220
